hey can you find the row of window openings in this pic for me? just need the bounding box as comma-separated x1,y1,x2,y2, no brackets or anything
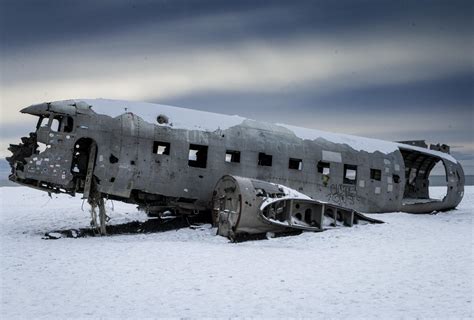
153,141,303,169
319,163,400,185
40,122,401,186
39,115,74,133
317,162,358,185
153,141,398,184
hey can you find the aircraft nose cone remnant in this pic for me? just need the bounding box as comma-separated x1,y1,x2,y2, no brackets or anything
213,175,383,242
20,103,49,115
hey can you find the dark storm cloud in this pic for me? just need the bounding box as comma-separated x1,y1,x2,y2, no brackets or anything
159,72,473,115
306,73,474,111
1,0,472,53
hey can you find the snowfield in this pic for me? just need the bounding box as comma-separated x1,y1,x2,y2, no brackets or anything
0,186,472,319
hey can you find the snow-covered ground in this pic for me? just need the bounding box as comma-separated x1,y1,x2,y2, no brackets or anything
0,186,472,319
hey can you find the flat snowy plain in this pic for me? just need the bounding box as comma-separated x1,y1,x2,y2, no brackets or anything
0,186,472,319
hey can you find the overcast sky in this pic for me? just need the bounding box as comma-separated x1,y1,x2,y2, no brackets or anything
1,0,473,174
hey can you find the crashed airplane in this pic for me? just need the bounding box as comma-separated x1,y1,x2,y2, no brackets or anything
7,99,465,240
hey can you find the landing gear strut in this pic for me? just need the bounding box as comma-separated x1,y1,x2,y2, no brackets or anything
88,195,108,236
81,141,108,236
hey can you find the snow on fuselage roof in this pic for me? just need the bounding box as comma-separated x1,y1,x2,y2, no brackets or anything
79,98,456,162
83,98,246,132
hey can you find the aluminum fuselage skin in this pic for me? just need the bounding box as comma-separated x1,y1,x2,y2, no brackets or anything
9,100,464,214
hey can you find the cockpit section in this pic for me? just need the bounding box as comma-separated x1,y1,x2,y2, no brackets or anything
6,108,78,195
36,114,74,133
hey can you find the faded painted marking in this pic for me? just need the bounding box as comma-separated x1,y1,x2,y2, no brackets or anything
359,180,365,188
322,150,342,163
394,164,400,171
99,155,104,162
387,176,393,184
385,168,390,173
384,159,391,165
387,184,393,192
375,187,381,194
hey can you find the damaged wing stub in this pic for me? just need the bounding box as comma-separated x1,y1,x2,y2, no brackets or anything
212,175,383,242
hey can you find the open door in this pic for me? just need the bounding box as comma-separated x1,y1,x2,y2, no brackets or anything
71,137,97,197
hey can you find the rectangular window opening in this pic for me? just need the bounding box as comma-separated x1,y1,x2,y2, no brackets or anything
289,158,303,170
258,152,273,167
344,164,357,185
47,115,74,133
50,117,61,132
153,141,170,155
370,169,382,181
317,161,330,175
225,150,241,163
62,116,74,132
188,144,208,168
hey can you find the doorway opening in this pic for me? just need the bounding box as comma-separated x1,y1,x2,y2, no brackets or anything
399,148,447,205
428,161,448,200
71,138,97,178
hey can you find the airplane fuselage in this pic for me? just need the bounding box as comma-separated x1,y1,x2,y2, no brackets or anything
8,99,465,216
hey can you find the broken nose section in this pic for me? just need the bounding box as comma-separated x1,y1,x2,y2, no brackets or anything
21,100,91,117
6,132,38,179
7,102,48,178
20,102,49,116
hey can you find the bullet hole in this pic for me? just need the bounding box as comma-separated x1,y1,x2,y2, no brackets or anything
393,174,400,183
109,154,119,164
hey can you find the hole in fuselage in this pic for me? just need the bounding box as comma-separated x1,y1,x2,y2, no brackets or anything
428,161,448,200
400,148,448,205
109,154,119,164
36,142,48,154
